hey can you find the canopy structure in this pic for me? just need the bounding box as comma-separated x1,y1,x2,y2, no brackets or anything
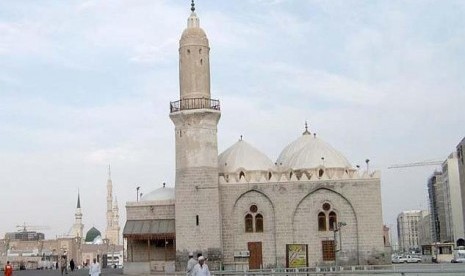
123,219,175,240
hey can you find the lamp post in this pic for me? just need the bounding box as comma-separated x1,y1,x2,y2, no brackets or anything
136,186,140,202
333,221,347,269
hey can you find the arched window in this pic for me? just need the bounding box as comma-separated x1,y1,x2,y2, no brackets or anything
329,211,337,231
255,214,263,232
239,171,245,179
318,212,326,231
318,169,324,177
245,214,253,232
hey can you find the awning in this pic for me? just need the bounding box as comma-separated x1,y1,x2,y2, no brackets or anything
123,219,175,240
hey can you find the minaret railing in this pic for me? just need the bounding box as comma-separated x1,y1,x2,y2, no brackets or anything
170,98,220,113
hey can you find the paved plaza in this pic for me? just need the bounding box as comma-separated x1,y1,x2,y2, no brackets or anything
12,268,123,276
8,264,465,275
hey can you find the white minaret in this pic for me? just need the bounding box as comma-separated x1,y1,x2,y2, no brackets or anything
106,165,113,230
71,191,84,240
170,0,222,270
105,165,119,245
112,197,120,245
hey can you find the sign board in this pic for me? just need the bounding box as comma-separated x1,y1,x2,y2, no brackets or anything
286,244,308,268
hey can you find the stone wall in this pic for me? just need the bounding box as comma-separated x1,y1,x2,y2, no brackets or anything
126,200,175,220
220,175,385,268
171,109,222,271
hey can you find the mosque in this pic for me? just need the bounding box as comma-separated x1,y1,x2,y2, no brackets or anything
0,168,122,269
123,2,387,274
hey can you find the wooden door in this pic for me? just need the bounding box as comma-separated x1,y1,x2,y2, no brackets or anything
248,242,263,269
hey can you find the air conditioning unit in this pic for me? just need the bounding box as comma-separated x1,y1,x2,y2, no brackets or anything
234,250,250,257
240,250,250,257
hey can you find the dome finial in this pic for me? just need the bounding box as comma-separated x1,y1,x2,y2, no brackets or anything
240,135,243,141
303,121,311,135
191,0,195,12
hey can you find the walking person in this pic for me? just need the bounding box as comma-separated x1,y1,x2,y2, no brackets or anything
60,255,68,275
69,259,75,272
192,256,210,276
4,261,13,276
89,258,101,276
186,252,197,276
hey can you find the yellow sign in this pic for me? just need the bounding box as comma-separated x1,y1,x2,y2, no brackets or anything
287,244,308,268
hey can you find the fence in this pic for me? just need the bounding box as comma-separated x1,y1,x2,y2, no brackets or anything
170,98,220,113
210,264,465,276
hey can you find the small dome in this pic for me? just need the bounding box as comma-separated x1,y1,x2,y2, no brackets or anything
181,27,207,40
141,186,175,202
218,140,275,173
85,227,101,243
277,132,351,170
180,12,209,46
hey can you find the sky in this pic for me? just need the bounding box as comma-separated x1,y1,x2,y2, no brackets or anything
0,0,464,243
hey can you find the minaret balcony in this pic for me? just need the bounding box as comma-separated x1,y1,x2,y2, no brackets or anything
170,98,220,113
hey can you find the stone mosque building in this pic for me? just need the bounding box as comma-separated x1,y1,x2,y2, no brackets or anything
123,2,387,274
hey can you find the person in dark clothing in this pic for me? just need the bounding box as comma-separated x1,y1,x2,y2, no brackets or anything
69,259,75,272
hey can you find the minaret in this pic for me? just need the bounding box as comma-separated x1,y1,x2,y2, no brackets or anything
105,165,117,244
112,197,120,245
71,191,84,240
170,1,222,270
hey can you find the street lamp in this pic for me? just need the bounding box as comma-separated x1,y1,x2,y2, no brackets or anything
136,186,140,202
333,221,347,268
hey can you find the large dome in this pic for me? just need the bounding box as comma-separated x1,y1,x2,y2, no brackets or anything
141,185,175,202
85,227,101,243
277,131,352,170
218,139,275,173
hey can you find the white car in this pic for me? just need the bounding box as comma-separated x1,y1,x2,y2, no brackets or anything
392,255,422,263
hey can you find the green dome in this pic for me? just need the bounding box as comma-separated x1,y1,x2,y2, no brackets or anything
85,227,101,242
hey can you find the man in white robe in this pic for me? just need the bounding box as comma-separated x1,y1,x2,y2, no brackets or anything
89,258,101,276
192,256,210,276
186,252,197,276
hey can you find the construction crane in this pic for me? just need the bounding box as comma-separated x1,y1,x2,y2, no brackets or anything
16,222,50,232
388,160,443,169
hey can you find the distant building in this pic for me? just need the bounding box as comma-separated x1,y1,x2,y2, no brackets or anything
418,212,432,250
397,210,427,252
427,153,464,245
428,171,447,242
457,137,465,241
441,152,464,244
4,231,44,241
0,169,123,269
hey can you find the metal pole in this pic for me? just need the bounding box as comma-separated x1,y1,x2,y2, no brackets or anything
333,222,338,268
339,224,343,265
